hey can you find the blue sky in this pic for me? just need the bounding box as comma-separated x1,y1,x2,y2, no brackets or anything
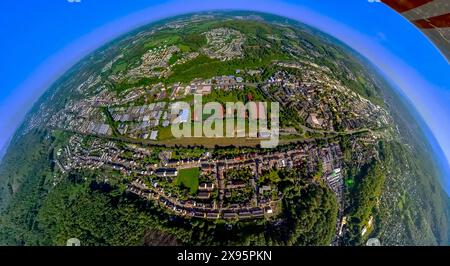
0,0,449,190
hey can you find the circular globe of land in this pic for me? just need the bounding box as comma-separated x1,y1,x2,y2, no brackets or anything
0,11,448,246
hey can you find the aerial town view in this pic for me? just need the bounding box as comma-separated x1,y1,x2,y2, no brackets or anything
0,10,449,249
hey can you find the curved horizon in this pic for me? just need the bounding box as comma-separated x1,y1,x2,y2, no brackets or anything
1,0,449,192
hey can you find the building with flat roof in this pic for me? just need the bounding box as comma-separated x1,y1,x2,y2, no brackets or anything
150,130,158,140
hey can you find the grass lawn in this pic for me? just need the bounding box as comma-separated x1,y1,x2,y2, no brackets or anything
174,167,200,194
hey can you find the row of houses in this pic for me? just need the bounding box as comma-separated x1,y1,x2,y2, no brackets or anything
126,179,273,220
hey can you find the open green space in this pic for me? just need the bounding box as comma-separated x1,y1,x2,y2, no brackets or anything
174,167,200,194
